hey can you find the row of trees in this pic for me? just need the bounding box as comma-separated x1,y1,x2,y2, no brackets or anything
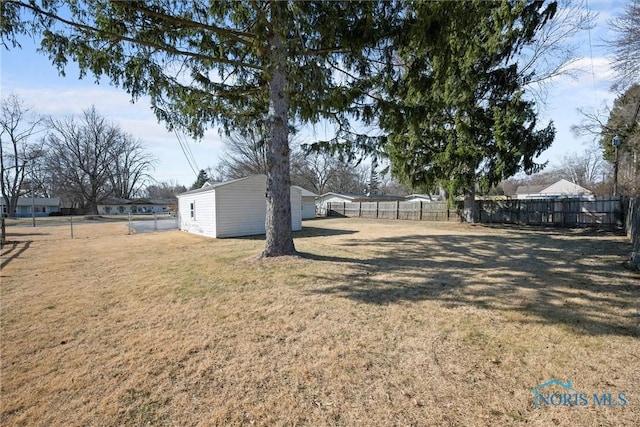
0,96,155,216
211,131,402,196
1,0,634,256
572,85,640,197
499,143,609,196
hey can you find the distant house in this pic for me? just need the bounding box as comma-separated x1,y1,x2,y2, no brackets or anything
405,194,436,202
315,192,405,215
97,198,175,215
1,197,61,217
293,186,317,219
515,179,593,200
177,175,302,239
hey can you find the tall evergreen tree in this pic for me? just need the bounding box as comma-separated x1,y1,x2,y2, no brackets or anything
190,169,209,191
367,156,380,196
599,85,640,196
1,1,397,256
379,1,556,222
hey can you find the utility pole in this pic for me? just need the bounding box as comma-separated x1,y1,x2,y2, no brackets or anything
31,163,35,227
612,135,621,197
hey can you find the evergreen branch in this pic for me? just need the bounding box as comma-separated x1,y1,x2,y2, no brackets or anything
6,0,264,71
111,0,255,46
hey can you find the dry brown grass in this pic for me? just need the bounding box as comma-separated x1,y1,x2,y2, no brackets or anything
1,218,639,426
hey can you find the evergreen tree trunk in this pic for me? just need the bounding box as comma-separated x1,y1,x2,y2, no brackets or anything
263,4,296,257
463,184,477,223
1,217,6,247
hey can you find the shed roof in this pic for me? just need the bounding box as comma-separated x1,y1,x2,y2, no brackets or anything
178,175,266,197
317,192,405,202
515,184,547,195
292,186,317,198
405,194,434,201
540,179,592,195
515,179,592,196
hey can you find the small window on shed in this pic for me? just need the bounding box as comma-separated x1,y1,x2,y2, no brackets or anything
190,202,195,219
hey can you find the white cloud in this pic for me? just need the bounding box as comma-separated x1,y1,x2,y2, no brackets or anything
553,56,616,87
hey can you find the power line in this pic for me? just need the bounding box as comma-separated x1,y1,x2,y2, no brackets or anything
585,0,597,96
174,130,200,177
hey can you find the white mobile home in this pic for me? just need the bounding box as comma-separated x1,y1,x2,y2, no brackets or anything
177,175,302,238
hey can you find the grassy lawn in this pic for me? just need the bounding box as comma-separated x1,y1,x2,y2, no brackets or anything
1,218,638,426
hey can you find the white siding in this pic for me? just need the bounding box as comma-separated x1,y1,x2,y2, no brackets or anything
317,195,353,206
291,187,302,231
315,195,354,216
215,175,268,238
178,190,217,238
178,175,303,239
301,197,316,219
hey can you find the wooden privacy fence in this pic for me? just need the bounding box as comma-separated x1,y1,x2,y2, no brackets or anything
327,197,626,228
476,198,623,227
626,197,640,251
328,201,459,222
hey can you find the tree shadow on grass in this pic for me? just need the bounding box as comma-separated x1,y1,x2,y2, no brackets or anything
4,231,50,237
294,226,358,238
302,229,639,337
1,241,32,270
230,226,358,242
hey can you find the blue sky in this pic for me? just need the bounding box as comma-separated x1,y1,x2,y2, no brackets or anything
0,1,627,187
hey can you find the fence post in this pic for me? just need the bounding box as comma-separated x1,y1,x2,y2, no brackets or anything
359,202,362,218
419,201,423,221
397,200,400,220
376,201,379,219
70,215,74,239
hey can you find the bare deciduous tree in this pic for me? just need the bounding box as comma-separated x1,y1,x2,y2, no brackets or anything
46,106,155,213
143,180,187,199
519,0,597,99
0,94,44,217
217,132,269,180
294,151,343,195
556,143,607,189
217,131,370,196
610,1,640,88
109,135,156,199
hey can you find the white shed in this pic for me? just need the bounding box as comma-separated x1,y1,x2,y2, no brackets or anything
177,175,302,238
293,186,317,219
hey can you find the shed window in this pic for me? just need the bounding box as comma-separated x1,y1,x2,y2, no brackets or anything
190,202,195,219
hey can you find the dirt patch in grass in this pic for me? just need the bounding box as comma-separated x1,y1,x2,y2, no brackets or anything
1,218,639,426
